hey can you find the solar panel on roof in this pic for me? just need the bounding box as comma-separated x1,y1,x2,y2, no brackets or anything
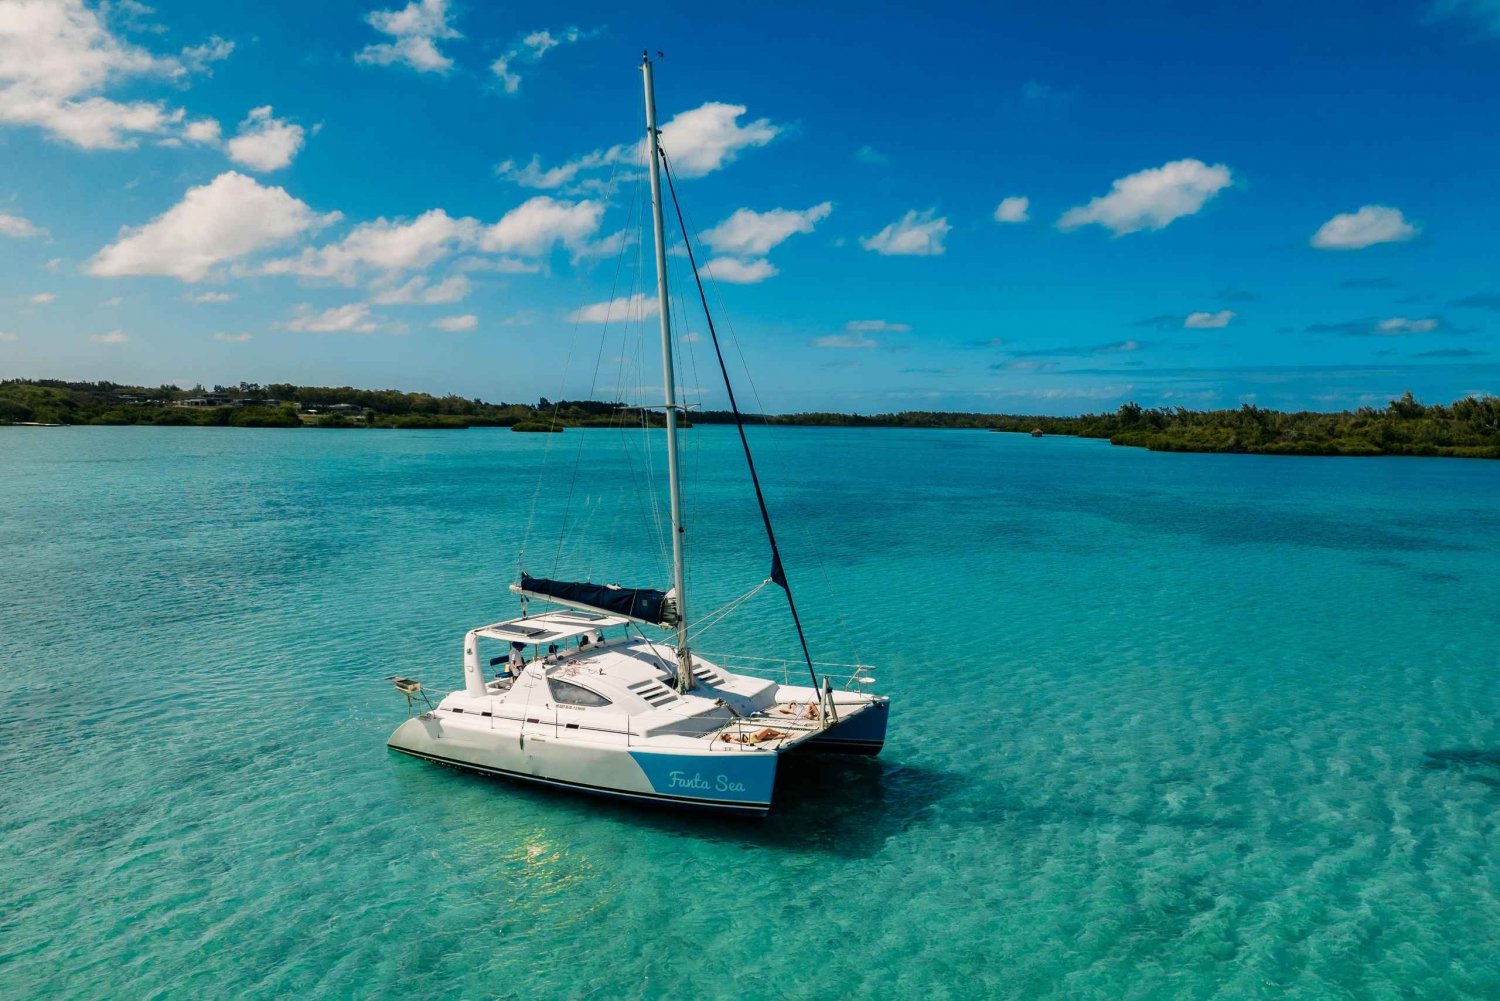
501,625,557,639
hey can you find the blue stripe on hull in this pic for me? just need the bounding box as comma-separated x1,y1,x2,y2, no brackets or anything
387,744,771,816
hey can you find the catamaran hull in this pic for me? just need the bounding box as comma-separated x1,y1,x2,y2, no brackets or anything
387,715,778,815
805,698,890,755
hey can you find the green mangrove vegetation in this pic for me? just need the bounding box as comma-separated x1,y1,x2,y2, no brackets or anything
3,379,1497,459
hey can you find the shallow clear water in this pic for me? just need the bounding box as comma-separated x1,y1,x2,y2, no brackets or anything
3,425,1499,999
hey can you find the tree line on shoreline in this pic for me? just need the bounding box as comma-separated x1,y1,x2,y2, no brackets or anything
3,378,1497,458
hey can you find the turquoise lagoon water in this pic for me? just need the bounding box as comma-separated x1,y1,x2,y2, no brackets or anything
2,425,1499,999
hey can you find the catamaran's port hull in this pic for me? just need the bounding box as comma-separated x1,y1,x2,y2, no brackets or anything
387,715,778,815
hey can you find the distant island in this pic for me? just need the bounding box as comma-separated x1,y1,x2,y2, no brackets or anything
3,378,1497,459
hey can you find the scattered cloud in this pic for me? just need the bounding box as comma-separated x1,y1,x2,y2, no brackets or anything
264,208,474,283
1214,287,1259,303
702,203,832,256
479,195,603,257
845,320,910,333
1310,205,1416,250
995,359,1059,372
0,212,45,238
1338,276,1398,289
0,331,16,342
1421,0,1500,37
213,331,252,342
102,295,122,306
89,171,339,282
1058,159,1232,235
702,257,777,284
0,0,228,149
1010,339,1142,358
1019,80,1070,108
370,274,471,304
1184,310,1235,329
653,102,780,178
495,153,606,190
356,0,460,74
1376,316,1439,334
498,100,779,195
182,290,235,303
281,302,380,333
861,209,950,256
567,292,658,324
28,292,55,304
226,106,306,172
491,27,592,94
1451,292,1500,311
432,313,477,331
812,333,877,349
181,36,235,74
184,118,222,144
1306,315,1454,336
854,145,889,166
89,329,127,344
993,197,1029,224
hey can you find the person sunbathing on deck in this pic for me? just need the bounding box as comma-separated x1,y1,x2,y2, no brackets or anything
776,701,819,720
719,727,789,745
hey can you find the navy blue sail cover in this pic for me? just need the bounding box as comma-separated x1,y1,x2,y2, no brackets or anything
519,573,673,625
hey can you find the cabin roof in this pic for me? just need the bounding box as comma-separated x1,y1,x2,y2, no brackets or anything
473,609,633,645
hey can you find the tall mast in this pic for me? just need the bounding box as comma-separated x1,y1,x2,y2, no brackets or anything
642,53,693,693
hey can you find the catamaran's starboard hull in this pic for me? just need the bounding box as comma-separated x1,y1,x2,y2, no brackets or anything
387,715,778,816
804,698,890,755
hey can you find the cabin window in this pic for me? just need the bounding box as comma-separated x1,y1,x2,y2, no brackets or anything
549,680,612,708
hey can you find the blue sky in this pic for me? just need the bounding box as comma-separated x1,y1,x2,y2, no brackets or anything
1,0,1498,414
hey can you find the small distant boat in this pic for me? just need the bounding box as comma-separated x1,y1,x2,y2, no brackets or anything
1030,428,1044,438
385,54,890,816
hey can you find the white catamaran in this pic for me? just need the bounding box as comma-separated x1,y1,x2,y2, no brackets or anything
386,54,890,816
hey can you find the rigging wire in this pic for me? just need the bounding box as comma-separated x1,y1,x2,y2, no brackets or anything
658,145,820,691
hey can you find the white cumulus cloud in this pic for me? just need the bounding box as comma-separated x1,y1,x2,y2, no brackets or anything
88,172,339,282
1375,316,1439,334
812,333,877,349
479,195,603,257
213,331,252,342
1184,310,1235,329
861,209,950,256
183,290,235,303
89,328,127,343
281,303,380,333
28,292,55,304
432,313,477,331
491,27,590,94
0,0,227,149
993,197,1029,223
701,257,777,284
226,106,306,172
356,0,460,74
654,102,779,178
0,212,45,237
701,202,832,256
1058,159,1232,235
371,274,471,304
845,320,910,333
567,292,658,324
1310,205,1417,250
264,209,475,284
